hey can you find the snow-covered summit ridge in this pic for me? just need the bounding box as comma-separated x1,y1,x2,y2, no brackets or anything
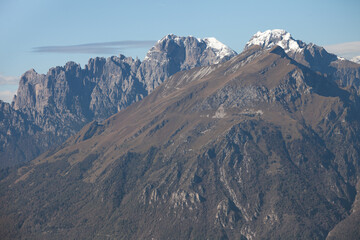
350,56,360,64
144,34,237,62
203,37,237,60
245,29,306,53
157,34,183,44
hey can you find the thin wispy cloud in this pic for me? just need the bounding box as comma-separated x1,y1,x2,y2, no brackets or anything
0,74,19,103
32,40,156,54
0,90,16,103
0,74,19,85
324,41,360,59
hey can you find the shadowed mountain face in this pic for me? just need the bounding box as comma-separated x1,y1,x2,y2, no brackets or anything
1,45,360,239
0,35,236,168
0,101,43,167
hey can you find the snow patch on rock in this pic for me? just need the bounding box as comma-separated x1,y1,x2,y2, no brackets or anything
350,55,360,64
203,37,237,61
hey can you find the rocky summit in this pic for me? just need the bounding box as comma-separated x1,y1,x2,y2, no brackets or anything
245,29,360,92
1,29,360,239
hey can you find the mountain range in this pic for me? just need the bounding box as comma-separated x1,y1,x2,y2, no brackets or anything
1,30,360,239
0,35,236,168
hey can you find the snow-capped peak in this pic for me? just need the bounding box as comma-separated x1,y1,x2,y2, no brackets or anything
155,34,184,45
350,56,360,64
245,29,306,53
144,34,236,62
203,37,237,60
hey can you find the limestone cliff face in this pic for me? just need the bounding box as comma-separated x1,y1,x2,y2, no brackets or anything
13,56,143,124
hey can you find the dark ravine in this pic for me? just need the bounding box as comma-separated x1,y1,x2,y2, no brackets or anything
0,35,236,168
1,42,360,239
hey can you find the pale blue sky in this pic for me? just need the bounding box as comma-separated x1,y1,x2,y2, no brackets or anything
1,0,359,102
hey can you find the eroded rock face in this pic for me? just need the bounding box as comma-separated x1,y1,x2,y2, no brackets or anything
13,56,143,125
